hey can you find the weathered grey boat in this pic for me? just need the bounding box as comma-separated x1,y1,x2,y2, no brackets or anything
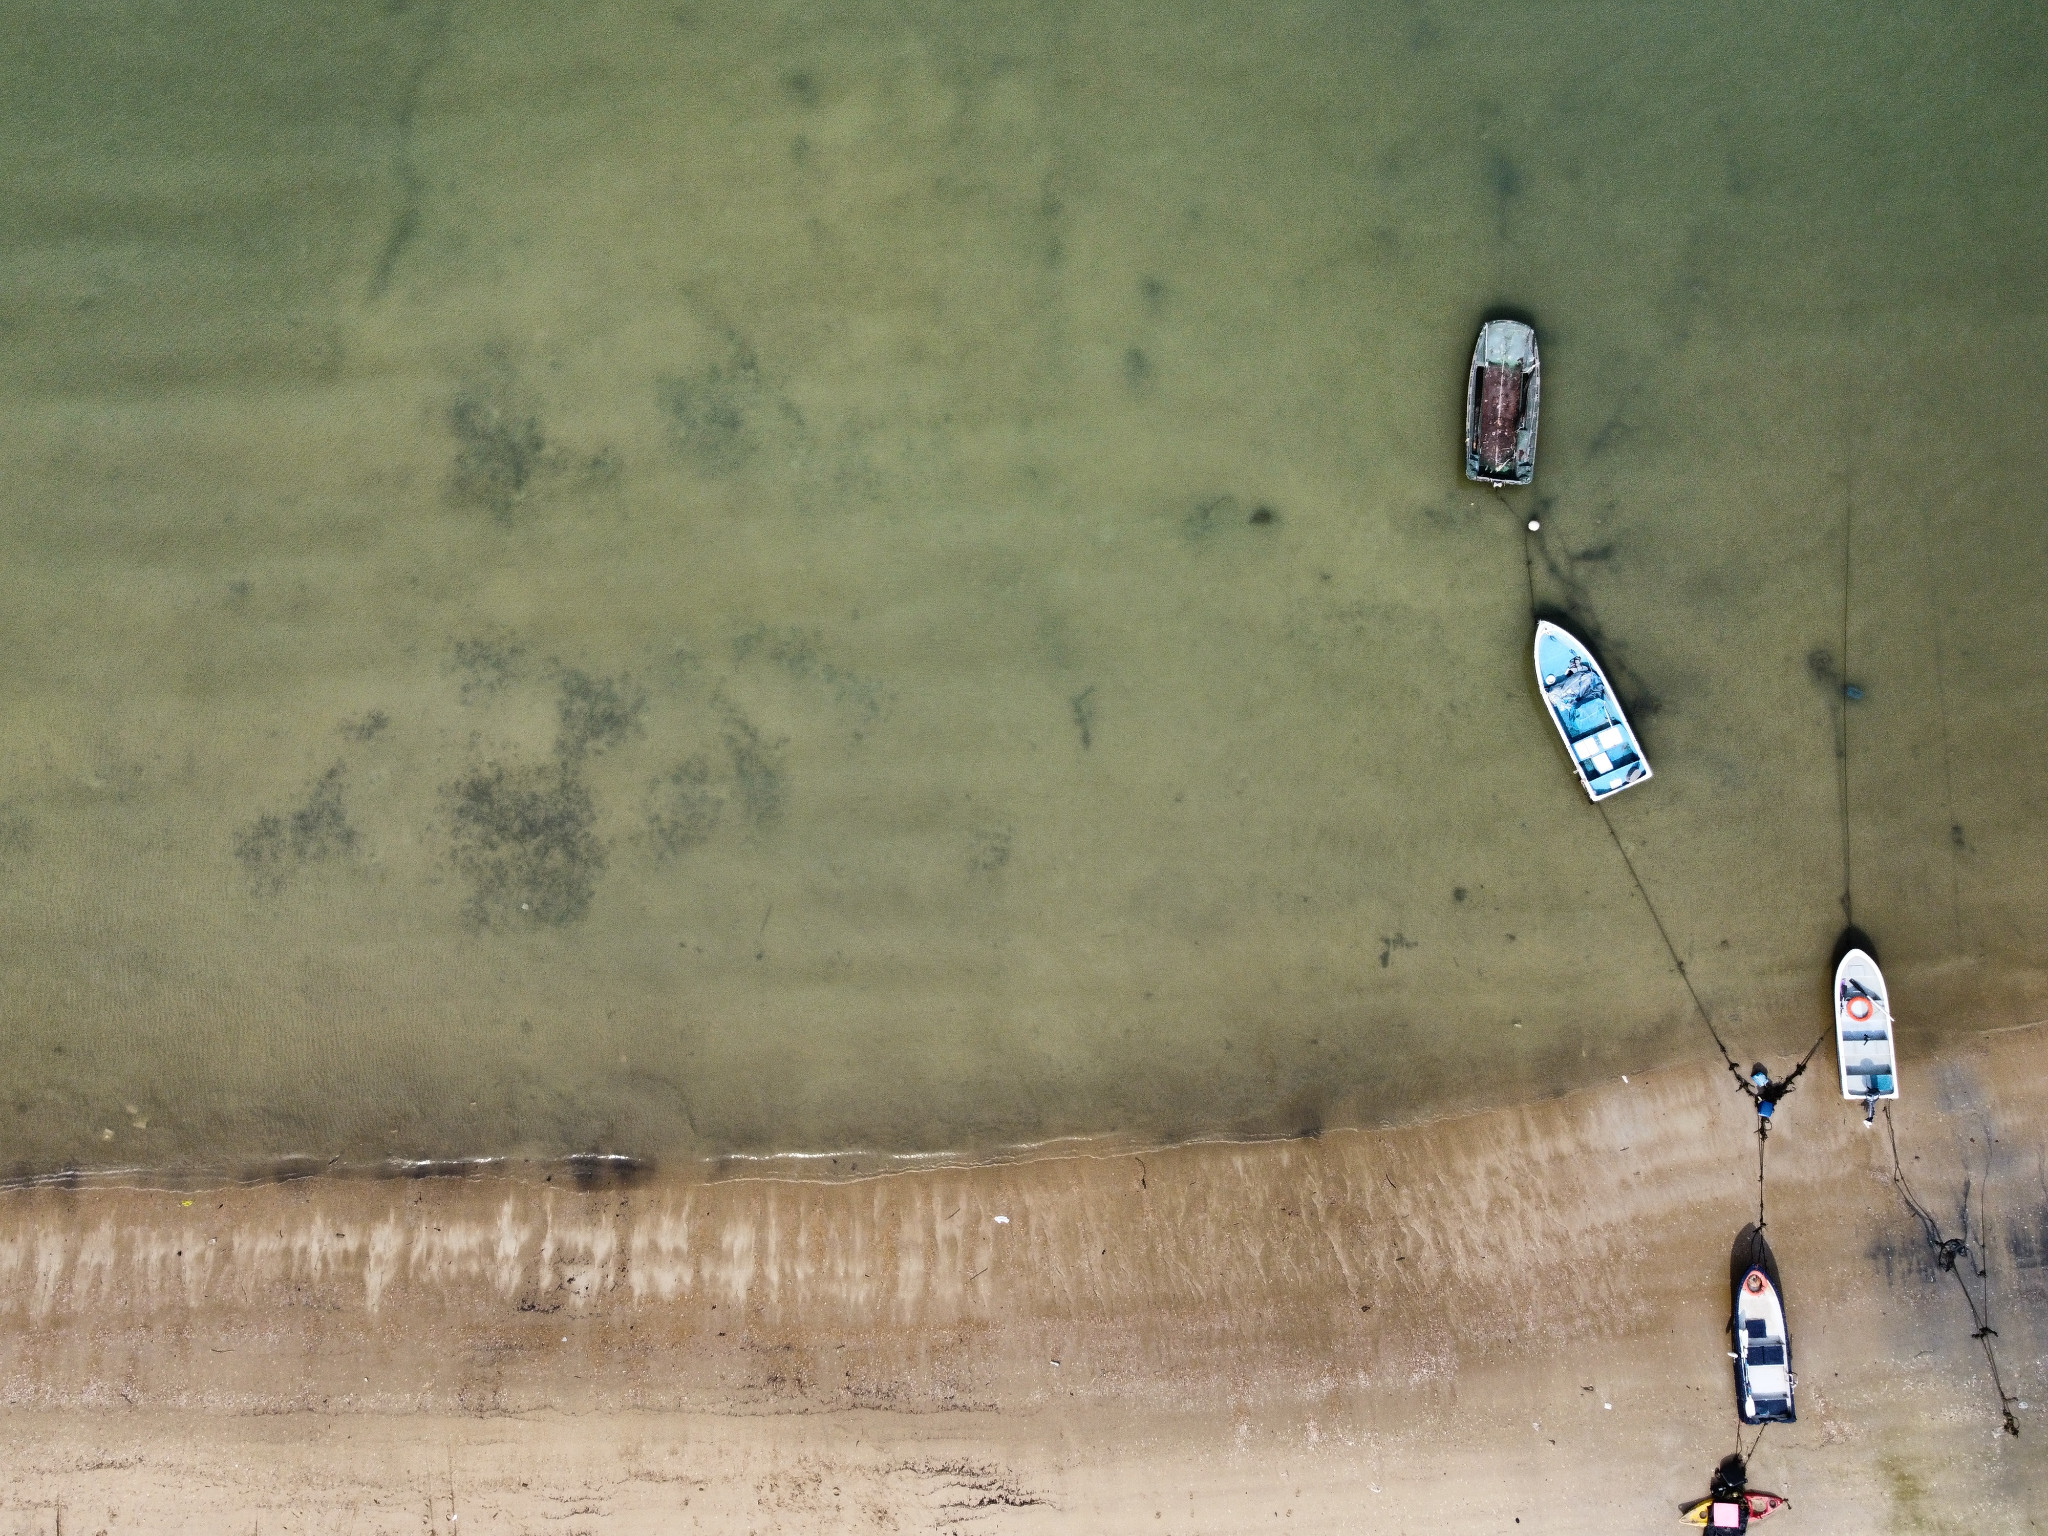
1465,319,1540,486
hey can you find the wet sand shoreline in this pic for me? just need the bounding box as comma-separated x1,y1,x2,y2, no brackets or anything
4,1024,2041,1532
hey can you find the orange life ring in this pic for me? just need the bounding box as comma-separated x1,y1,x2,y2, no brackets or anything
1847,995,1873,1021
1745,1272,1765,1294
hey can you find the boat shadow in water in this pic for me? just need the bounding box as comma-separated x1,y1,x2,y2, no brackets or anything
1729,1223,1781,1297
1831,924,1877,970
1476,303,1539,330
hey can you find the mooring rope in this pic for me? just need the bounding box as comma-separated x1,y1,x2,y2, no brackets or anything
1837,458,1855,927
1524,524,1828,1155
1755,1131,1767,1230
1594,804,1745,1076
1742,1420,1769,1463
1883,1105,2020,1436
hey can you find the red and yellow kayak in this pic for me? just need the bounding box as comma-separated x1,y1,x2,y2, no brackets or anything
1681,1490,1788,1527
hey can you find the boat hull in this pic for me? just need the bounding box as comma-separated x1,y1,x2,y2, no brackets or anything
1465,320,1540,485
1731,1227,1795,1424
1835,947,1899,1103
1533,620,1651,801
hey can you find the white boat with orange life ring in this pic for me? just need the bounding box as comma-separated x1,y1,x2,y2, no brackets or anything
1834,946,1897,1122
1731,1227,1795,1425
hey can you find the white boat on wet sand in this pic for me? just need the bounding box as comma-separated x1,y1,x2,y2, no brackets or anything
1835,946,1898,1123
1732,1227,1796,1425
1465,319,1540,486
1533,619,1651,801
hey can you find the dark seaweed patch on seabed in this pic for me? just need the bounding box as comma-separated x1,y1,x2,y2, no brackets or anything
555,670,646,759
447,391,545,522
781,68,821,108
452,633,526,703
659,348,767,476
339,709,390,742
1182,494,1247,543
234,764,357,895
732,625,886,724
722,711,786,826
1529,530,1662,719
1485,148,1523,239
968,823,1013,874
447,761,604,927
644,757,724,859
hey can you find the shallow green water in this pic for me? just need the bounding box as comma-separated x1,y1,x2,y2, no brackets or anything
2,0,2043,1175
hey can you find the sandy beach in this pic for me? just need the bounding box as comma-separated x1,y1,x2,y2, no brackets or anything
4,1022,2041,1532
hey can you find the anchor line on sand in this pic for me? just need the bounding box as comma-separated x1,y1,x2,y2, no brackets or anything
1524,524,1829,1163
1596,802,1830,1226
1883,1106,2021,1436
1515,516,1742,1069
1749,1025,1835,1228
1756,1132,1767,1231
1836,440,1856,927
1594,804,1743,1076
1521,519,1540,617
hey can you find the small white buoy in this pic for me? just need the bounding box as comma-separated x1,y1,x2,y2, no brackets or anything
1527,519,1541,532
994,1214,1010,1224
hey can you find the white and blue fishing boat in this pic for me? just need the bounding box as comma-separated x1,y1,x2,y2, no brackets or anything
1731,1227,1795,1425
1835,946,1898,1124
1534,619,1651,801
